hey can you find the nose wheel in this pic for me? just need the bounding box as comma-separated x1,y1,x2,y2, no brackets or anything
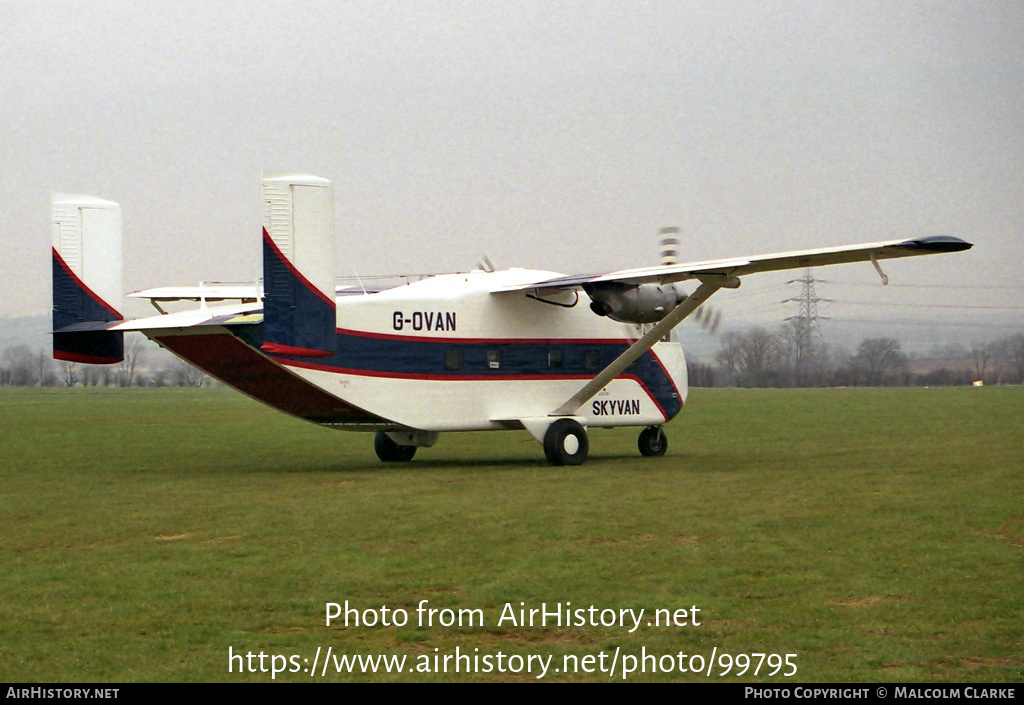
638,426,667,457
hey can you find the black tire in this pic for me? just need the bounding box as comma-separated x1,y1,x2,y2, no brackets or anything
638,426,667,457
374,431,417,462
543,418,589,466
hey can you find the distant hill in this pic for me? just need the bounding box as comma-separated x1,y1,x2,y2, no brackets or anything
0,315,52,353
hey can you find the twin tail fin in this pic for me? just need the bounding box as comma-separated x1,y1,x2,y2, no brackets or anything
51,194,124,364
260,173,337,357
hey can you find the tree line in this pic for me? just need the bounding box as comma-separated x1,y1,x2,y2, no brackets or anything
0,336,211,388
687,327,1024,388
2,329,1023,389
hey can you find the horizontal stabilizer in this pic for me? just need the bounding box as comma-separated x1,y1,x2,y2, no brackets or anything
128,284,261,303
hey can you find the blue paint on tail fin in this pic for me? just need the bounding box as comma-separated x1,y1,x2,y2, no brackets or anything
52,248,124,364
260,228,336,357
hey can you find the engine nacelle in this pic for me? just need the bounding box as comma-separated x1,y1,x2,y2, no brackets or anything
583,282,687,324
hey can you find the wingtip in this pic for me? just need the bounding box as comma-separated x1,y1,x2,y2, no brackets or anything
891,235,973,253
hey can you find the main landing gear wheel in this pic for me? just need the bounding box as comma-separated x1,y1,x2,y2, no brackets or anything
543,418,589,466
638,426,668,457
374,431,417,462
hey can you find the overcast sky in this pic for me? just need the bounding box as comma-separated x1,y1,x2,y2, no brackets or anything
2,0,1022,338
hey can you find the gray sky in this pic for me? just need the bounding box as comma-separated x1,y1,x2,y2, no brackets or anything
2,0,1022,339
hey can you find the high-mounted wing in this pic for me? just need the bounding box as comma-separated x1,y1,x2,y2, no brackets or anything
491,235,971,293
492,234,972,417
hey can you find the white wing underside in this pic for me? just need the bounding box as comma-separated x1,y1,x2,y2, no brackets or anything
496,234,971,416
488,235,971,294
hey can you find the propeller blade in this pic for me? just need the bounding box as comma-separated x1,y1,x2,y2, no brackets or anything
709,310,723,335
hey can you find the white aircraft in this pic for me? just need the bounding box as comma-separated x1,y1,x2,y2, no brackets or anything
51,173,972,465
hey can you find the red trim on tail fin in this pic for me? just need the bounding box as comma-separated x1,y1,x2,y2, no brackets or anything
261,228,336,308
53,350,123,365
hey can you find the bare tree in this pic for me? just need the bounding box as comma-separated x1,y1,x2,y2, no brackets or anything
686,360,717,388
715,328,782,387
80,363,100,387
148,366,168,387
118,334,146,387
1000,333,1024,384
2,345,35,386
60,361,78,387
171,358,207,387
776,321,798,387
35,349,56,386
850,337,906,386
715,331,744,387
778,318,827,387
741,327,782,388
970,341,992,383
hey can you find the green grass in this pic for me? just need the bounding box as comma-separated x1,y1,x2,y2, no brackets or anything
1,386,1021,682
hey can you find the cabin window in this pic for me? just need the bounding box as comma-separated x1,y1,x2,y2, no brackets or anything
547,349,564,369
445,348,464,370
584,349,601,369
487,349,501,369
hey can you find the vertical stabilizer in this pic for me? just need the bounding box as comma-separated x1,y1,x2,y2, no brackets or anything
51,194,124,364
260,173,336,357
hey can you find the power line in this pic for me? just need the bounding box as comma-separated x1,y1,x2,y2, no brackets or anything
827,317,1022,328
827,280,1024,291
837,300,1024,311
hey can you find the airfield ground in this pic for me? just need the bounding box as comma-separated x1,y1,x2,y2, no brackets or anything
1,386,1021,682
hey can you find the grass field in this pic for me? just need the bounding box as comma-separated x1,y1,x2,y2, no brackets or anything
1,386,1021,682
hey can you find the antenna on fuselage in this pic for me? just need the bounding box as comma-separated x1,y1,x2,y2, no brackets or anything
351,268,368,295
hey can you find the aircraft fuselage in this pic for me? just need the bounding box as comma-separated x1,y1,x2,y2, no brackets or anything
148,269,688,436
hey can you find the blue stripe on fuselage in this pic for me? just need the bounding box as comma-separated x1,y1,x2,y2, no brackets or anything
251,326,683,420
